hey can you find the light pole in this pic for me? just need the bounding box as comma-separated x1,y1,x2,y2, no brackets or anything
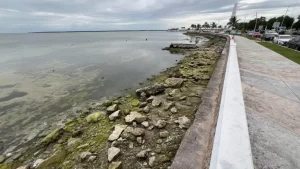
280,6,290,27
254,12,258,31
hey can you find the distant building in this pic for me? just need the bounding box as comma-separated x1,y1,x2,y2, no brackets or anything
180,27,186,31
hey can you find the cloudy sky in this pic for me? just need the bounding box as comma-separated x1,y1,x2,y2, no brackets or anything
0,0,299,33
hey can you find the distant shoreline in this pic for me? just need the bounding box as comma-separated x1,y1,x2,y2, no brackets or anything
29,30,167,33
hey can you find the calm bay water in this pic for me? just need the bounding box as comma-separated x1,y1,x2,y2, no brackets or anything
0,31,203,154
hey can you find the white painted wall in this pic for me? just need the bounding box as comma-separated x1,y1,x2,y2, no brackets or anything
209,37,254,169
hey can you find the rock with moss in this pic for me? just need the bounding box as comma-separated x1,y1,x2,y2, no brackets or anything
41,128,63,145
67,138,82,147
86,112,104,123
131,99,140,107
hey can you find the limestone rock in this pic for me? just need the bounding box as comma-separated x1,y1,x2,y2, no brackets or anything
107,104,118,113
131,128,145,136
152,97,163,107
139,102,147,108
164,102,174,111
16,165,30,169
170,107,177,114
136,149,150,159
159,131,169,138
165,78,183,88
125,111,147,123
179,96,187,100
137,137,143,144
88,156,97,162
86,112,103,123
143,105,150,113
169,89,181,97
155,120,167,129
136,83,165,96
108,125,127,141
108,147,120,162
149,156,156,167
175,116,191,129
80,152,92,161
109,110,120,121
33,159,44,168
109,161,122,169
141,121,149,128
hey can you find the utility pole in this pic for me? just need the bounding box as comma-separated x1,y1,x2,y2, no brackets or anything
280,6,289,27
254,12,258,31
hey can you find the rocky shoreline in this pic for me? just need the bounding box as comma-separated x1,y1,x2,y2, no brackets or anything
0,35,226,169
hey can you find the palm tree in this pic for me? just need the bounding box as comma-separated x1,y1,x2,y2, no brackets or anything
211,22,217,28
196,24,201,30
203,22,210,29
227,16,240,29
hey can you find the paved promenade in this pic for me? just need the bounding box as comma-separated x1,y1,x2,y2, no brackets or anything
235,36,300,169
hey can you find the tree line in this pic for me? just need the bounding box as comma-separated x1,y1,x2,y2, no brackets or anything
190,22,222,30
228,15,300,30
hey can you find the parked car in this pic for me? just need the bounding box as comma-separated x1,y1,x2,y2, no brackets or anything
273,35,293,45
263,30,278,41
247,31,254,36
252,32,262,38
292,31,300,35
230,30,241,35
286,36,300,50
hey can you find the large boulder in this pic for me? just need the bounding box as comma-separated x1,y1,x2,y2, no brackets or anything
108,125,127,141
165,78,183,88
136,83,165,96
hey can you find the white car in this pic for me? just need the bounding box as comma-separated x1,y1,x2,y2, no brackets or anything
247,31,254,36
273,35,293,45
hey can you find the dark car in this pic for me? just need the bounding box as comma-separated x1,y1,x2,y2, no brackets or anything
287,36,300,51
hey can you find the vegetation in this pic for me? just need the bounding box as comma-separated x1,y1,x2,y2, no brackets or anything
258,42,300,64
227,16,240,29
235,15,300,30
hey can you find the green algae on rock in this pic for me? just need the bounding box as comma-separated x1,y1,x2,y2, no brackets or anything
86,112,104,123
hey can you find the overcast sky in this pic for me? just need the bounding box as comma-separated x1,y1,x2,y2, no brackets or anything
0,0,299,33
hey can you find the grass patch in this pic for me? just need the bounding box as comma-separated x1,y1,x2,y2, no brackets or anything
258,42,300,64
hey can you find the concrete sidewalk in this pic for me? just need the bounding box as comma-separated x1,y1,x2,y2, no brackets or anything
235,36,300,169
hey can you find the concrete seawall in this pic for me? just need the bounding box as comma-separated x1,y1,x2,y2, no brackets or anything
171,34,230,169
171,34,254,169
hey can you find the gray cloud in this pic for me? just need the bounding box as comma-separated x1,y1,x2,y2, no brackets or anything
0,0,299,32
